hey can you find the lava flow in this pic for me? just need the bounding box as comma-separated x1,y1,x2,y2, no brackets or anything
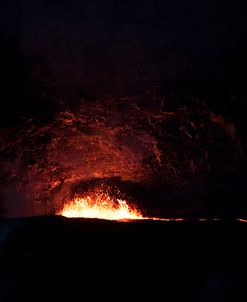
58,192,144,220
57,191,247,223
58,192,191,221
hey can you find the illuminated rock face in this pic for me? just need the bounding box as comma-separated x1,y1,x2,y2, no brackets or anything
0,96,244,217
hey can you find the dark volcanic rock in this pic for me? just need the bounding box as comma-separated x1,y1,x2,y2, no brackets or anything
0,217,246,301
1,0,247,218
0,97,245,218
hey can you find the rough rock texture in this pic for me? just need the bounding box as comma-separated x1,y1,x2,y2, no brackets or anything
1,1,246,217
0,95,244,217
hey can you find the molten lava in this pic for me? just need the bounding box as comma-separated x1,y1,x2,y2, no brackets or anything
58,190,247,223
58,191,188,221
59,192,143,220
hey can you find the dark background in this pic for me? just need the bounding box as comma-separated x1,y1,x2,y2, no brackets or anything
0,217,246,302
0,0,247,217
1,2,247,301
1,1,247,120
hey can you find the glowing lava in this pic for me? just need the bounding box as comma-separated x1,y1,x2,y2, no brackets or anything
58,191,247,223
59,193,143,220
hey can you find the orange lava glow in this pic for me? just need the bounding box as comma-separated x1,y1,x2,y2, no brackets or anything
57,191,247,223
59,192,144,220
237,219,247,223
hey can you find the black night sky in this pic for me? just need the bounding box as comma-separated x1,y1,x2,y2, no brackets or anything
0,1,247,301
1,1,247,117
